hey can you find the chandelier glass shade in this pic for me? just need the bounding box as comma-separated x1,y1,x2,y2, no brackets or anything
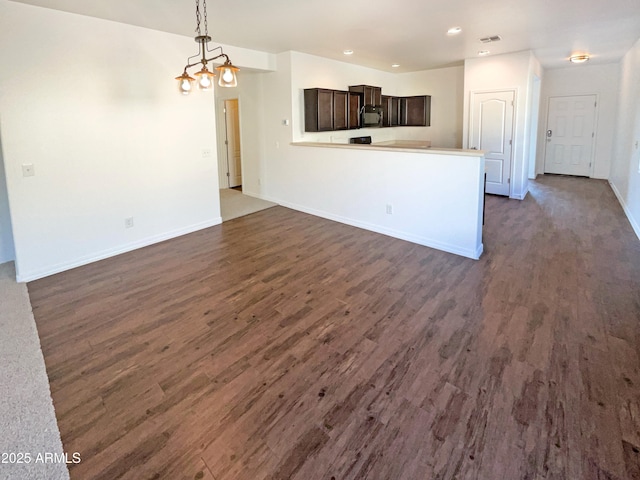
176,1,238,94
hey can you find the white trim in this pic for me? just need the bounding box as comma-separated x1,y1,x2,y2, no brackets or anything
271,199,483,260
16,218,222,282
510,185,529,200
609,181,640,241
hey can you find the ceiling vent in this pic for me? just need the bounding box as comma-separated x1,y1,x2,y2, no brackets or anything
479,35,502,43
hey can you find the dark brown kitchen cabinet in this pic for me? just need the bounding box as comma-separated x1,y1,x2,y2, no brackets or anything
304,88,334,131
381,95,401,127
348,92,361,129
305,87,431,131
304,88,356,131
333,90,349,130
391,97,401,126
348,85,382,106
381,95,391,127
400,95,431,127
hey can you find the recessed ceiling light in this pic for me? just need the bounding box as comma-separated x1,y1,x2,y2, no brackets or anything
569,54,590,63
447,27,462,35
343,49,354,55
478,50,490,56
392,64,400,68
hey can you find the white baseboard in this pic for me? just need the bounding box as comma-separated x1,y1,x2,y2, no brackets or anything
272,199,483,260
609,181,640,241
16,218,222,282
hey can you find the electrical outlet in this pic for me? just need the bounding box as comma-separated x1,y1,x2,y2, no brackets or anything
125,217,134,228
386,204,393,215
202,148,212,158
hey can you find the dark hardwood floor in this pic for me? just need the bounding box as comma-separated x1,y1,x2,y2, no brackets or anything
28,175,640,480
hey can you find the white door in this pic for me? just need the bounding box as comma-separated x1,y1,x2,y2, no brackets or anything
543,95,596,176
469,91,515,196
224,99,242,188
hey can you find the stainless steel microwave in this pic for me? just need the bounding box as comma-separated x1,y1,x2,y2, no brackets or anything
361,105,383,128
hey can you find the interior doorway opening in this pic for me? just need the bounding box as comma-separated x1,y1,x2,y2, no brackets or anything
220,98,242,189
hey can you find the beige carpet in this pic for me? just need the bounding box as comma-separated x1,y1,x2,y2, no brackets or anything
0,262,69,480
220,188,277,222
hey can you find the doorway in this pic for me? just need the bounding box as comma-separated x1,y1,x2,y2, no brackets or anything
469,90,515,196
221,98,242,189
543,95,597,177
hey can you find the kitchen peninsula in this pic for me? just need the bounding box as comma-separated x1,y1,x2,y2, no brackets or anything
288,141,485,259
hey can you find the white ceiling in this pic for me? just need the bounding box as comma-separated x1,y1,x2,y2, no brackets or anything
11,0,640,71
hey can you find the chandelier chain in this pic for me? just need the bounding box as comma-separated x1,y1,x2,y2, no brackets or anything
203,0,208,36
195,0,201,35
194,0,209,37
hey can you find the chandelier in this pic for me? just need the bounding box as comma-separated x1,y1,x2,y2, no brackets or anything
175,0,239,94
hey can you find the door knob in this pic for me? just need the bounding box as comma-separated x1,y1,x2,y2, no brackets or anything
546,129,553,137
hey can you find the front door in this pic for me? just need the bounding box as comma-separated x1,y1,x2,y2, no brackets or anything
543,95,596,176
224,99,242,188
469,90,515,196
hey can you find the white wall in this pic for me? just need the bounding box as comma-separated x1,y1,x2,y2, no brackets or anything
0,141,15,264
0,1,273,281
261,52,295,202
536,63,620,179
463,51,542,200
271,144,485,259
399,66,464,148
610,38,640,239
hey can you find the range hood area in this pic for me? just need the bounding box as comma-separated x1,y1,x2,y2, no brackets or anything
304,84,431,132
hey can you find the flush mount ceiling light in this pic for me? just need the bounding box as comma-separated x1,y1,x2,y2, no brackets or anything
391,64,400,68
343,50,354,55
447,26,462,35
569,54,590,64
175,0,239,94
478,50,490,56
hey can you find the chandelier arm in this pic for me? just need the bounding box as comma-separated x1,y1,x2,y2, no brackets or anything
205,42,223,55
183,53,227,73
185,52,203,68
204,53,228,64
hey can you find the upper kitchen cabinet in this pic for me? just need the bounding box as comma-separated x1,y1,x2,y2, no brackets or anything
333,90,349,130
305,88,361,132
400,95,431,127
349,85,382,106
349,92,361,129
381,95,401,127
304,88,334,132
304,87,430,131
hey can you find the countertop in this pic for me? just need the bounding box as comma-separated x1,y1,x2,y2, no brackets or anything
290,141,484,157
